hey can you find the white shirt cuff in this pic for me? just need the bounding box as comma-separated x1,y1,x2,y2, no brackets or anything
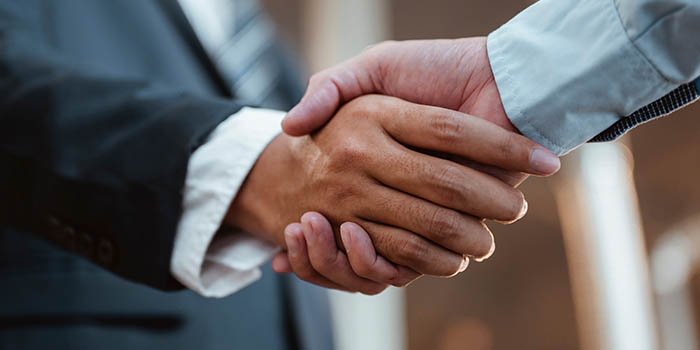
171,107,286,298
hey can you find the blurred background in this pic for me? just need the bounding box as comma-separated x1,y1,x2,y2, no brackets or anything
260,0,700,349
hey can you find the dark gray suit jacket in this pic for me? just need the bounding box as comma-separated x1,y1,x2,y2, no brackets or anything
0,1,332,349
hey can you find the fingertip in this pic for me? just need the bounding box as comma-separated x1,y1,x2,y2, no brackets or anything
339,224,352,253
304,211,328,225
458,257,470,273
340,222,365,238
473,240,496,263
281,107,309,137
302,212,334,241
300,211,320,225
283,80,343,136
300,212,316,243
284,222,303,238
496,196,529,225
284,223,304,252
529,147,561,175
272,253,292,273
340,221,360,233
280,115,296,136
282,96,322,136
342,222,373,249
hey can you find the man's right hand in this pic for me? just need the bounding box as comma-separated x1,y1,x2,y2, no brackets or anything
226,94,558,289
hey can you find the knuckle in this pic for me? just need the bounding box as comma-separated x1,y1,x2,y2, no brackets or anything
346,95,380,117
329,183,360,204
430,165,467,204
330,140,368,167
429,114,463,145
427,207,461,244
396,235,429,265
497,132,518,161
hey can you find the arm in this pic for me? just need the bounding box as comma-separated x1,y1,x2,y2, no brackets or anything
171,108,285,297
226,94,556,294
488,0,700,154
274,0,700,291
281,0,700,156
0,26,547,297
0,21,240,290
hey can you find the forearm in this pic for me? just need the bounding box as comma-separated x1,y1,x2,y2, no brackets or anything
0,30,241,289
171,108,285,297
488,0,700,155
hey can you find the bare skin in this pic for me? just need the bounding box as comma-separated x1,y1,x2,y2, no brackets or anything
226,94,558,293
272,37,562,294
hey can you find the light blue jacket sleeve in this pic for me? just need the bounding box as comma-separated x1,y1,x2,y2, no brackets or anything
487,0,700,155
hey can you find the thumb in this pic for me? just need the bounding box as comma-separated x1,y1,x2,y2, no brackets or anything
282,77,342,136
282,55,380,136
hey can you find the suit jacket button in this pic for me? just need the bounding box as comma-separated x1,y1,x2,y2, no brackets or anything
97,238,115,265
77,233,94,257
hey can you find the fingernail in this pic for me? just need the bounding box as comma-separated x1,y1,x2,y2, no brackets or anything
340,224,352,253
271,257,284,272
530,147,561,175
301,219,314,244
516,199,529,221
281,108,303,135
458,257,470,272
284,108,298,123
285,227,300,252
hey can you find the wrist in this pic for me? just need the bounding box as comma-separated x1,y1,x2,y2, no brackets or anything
224,134,295,247
458,37,519,134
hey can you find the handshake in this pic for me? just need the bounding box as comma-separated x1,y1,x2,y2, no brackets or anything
225,37,561,294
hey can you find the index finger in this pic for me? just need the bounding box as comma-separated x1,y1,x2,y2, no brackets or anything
379,97,561,176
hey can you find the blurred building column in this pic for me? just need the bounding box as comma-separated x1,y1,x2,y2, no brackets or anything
302,0,389,72
301,1,405,350
551,142,659,350
651,217,700,350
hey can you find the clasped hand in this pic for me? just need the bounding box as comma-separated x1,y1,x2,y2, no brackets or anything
227,92,558,294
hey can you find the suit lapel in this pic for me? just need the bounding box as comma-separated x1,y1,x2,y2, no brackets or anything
154,0,233,98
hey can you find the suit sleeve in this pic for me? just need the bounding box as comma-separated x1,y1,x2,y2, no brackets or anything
487,0,700,155
0,21,242,290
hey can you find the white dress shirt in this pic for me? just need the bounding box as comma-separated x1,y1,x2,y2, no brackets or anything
171,0,282,298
